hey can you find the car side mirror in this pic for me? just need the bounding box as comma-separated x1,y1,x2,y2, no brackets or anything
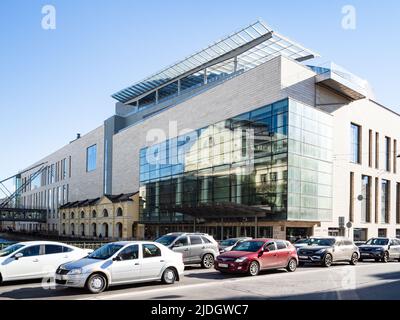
14,253,23,260
113,256,122,262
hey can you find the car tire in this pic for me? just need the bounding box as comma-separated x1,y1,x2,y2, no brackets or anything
86,273,107,294
286,258,297,272
161,268,176,285
382,251,389,263
248,261,260,276
201,254,214,269
322,253,333,267
350,252,358,265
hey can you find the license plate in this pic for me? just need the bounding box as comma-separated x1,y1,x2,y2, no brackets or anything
299,256,309,260
218,263,229,268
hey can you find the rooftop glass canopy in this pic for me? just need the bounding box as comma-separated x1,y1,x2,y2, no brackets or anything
112,20,319,104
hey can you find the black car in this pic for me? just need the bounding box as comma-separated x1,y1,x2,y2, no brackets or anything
297,237,359,267
358,238,400,262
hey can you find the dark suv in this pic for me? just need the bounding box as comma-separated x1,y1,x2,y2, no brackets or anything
155,233,219,268
297,237,359,267
359,238,400,262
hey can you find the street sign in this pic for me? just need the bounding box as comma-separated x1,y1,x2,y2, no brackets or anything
346,222,353,229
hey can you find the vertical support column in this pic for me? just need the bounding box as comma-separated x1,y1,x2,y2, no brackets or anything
204,68,208,84
155,181,160,222
177,79,181,96
155,90,159,104
234,56,238,72
220,218,224,240
236,170,242,204
201,176,208,203
254,216,258,238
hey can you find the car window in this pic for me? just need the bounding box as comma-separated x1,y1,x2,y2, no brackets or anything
0,244,24,257
395,240,400,245
118,245,139,260
189,236,203,245
201,236,212,244
19,245,41,257
45,245,63,255
265,242,277,251
335,240,344,246
142,244,161,258
344,240,353,246
175,236,189,246
63,246,73,252
390,239,396,246
276,241,287,250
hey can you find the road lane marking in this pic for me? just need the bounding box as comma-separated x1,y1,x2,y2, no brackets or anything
78,263,387,300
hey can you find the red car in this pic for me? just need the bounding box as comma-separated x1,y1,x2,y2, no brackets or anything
214,238,298,276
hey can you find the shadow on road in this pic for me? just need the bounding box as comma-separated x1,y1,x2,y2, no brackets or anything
0,286,82,300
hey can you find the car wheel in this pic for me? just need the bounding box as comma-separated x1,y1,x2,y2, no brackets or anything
286,258,297,272
248,261,260,276
382,251,389,263
161,268,176,285
201,254,214,269
350,252,358,265
86,273,107,294
322,253,333,267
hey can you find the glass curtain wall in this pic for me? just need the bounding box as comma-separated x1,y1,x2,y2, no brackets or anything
139,99,289,223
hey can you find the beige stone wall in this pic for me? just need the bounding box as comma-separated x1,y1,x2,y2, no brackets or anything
59,194,144,240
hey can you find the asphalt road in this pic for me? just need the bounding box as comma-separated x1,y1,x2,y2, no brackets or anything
0,261,399,300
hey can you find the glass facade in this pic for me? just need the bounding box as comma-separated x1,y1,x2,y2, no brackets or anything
86,144,97,172
139,98,333,224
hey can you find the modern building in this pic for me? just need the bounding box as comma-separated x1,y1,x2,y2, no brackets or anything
15,20,400,241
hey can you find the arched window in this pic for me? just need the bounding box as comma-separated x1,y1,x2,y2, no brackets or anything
101,223,109,238
103,209,109,218
71,223,75,236
92,210,97,218
62,213,66,220
116,223,123,239
80,223,85,236
116,208,123,217
71,212,75,219
91,223,97,237
81,211,85,219
62,224,66,235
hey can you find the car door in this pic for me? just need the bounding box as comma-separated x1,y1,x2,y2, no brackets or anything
258,242,279,269
332,240,345,261
110,244,141,284
3,245,42,280
275,241,290,267
388,239,399,258
188,236,204,263
40,245,67,277
140,243,166,279
171,236,190,263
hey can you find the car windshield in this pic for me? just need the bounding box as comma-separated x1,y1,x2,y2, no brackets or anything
233,241,264,252
0,244,24,257
366,238,389,246
307,238,336,247
220,239,237,246
88,243,124,260
155,235,178,246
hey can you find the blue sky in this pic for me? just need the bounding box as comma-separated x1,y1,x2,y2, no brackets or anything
0,0,399,191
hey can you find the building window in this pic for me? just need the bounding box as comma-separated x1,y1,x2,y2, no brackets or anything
385,137,391,172
103,209,109,218
397,183,400,225
71,212,75,219
116,208,123,217
353,228,368,242
350,123,361,164
378,228,387,238
381,180,390,224
86,145,97,172
375,177,379,223
81,211,85,219
92,210,97,218
368,130,373,167
375,132,379,169
394,139,397,174
361,175,371,223
396,229,400,239
349,172,354,222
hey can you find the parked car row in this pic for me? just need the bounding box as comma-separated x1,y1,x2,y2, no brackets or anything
0,234,399,294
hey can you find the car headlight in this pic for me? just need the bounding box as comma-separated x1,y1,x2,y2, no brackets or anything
68,268,82,275
235,257,248,263
315,249,327,254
